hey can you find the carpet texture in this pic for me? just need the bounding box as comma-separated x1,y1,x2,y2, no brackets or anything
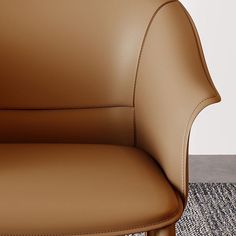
130,183,236,236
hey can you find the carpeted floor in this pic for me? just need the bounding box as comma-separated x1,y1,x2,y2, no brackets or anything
131,183,236,236
176,183,236,236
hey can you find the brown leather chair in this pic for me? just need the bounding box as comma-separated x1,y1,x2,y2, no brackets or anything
0,1,221,235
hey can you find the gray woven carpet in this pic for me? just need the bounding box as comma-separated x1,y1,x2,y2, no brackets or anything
131,183,236,236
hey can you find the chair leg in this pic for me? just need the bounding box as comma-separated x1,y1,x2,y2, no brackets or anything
146,224,175,236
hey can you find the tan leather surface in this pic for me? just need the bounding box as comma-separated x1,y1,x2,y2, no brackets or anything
0,107,134,145
0,0,173,145
135,1,221,201
0,0,168,109
0,0,220,234
0,144,182,235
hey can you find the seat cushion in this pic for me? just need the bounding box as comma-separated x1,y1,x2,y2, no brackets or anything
0,144,183,236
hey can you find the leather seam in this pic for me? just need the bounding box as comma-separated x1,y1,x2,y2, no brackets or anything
0,106,133,111
179,1,221,198
179,1,217,92
0,196,182,236
132,0,177,145
181,96,219,199
132,0,178,106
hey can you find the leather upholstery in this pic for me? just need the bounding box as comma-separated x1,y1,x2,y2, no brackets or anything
135,1,221,201
0,0,220,235
0,0,172,145
0,144,183,235
0,107,134,145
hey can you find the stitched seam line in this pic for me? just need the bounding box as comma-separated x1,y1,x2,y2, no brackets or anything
132,0,177,145
0,195,182,236
179,1,218,92
132,0,178,106
178,2,221,197
181,96,219,199
0,105,133,111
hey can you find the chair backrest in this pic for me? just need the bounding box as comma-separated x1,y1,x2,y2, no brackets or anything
0,0,170,144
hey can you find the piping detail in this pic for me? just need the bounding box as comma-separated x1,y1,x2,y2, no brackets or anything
132,0,177,145
132,0,177,107
179,1,220,93
0,105,133,111
132,0,221,200
179,2,221,199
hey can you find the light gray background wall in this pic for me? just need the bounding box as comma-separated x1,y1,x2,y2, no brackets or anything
180,0,236,155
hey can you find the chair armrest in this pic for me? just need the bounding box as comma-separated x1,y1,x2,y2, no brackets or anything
134,1,221,203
